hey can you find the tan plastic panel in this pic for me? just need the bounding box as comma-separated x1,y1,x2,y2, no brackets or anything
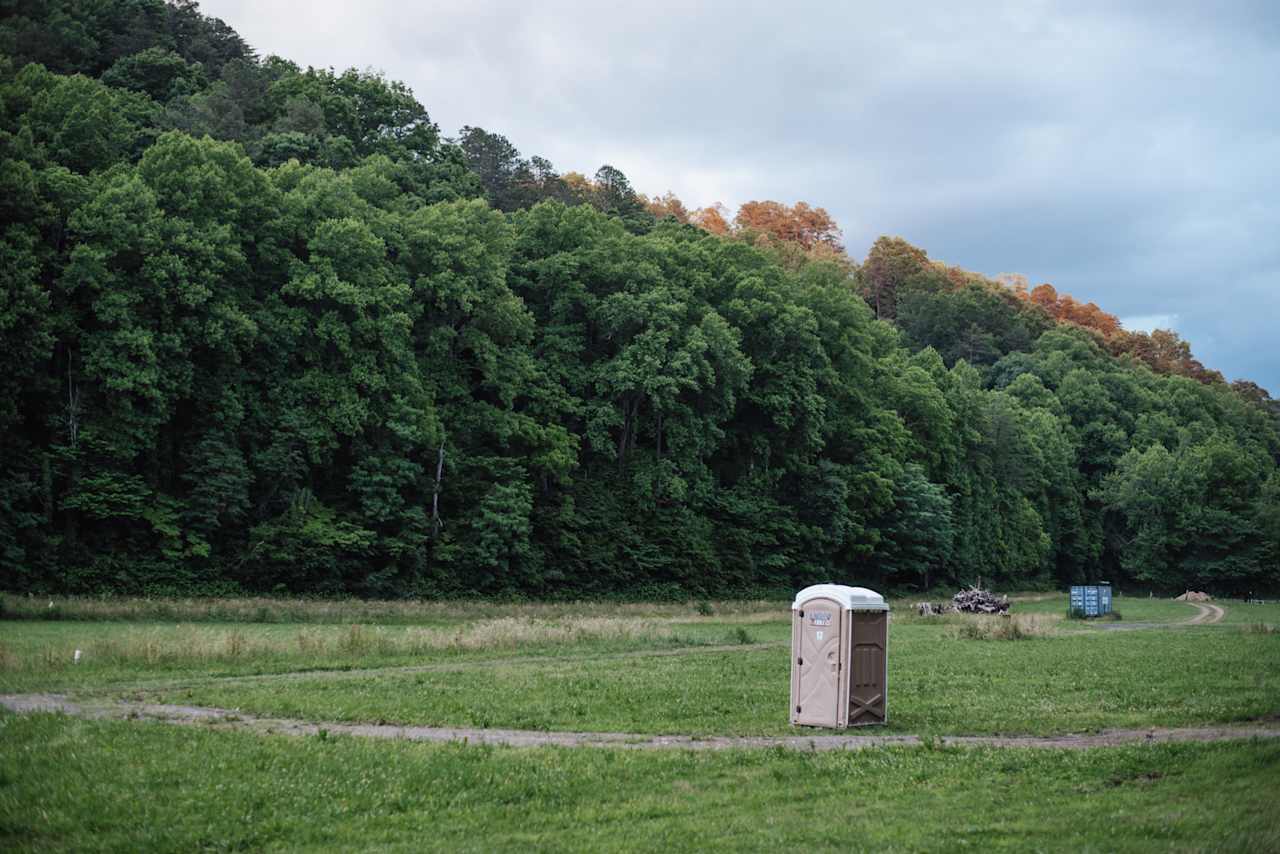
790,597,844,727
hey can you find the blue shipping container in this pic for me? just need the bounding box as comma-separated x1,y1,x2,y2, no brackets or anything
1070,584,1112,617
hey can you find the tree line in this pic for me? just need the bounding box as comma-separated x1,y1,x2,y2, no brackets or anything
2,0,1278,597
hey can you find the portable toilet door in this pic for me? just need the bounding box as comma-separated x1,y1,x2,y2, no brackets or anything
791,588,846,727
790,584,889,729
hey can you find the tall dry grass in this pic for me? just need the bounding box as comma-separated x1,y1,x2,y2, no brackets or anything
1,594,786,625
945,613,1059,640
0,617,690,673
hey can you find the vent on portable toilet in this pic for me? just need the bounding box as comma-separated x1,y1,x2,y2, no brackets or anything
789,584,889,728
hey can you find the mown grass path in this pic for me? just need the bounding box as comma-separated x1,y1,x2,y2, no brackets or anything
31,640,786,697
3,692,1278,750
5,598,1270,747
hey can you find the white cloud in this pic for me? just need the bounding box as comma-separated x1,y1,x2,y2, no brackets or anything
1120,314,1180,333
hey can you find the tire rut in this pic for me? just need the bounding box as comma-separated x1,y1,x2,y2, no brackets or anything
1187,602,1226,625
57,640,787,697
3,693,1278,751
6,602,1245,751
1093,600,1226,631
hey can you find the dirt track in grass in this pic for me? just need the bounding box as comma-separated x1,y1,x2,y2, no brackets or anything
1188,602,1226,624
51,640,787,695
2,599,1250,750
4,692,1278,751
1092,599,1225,631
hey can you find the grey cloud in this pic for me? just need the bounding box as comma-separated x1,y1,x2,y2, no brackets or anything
202,0,1280,391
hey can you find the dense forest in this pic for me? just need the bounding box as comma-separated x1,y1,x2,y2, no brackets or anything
2,0,1278,598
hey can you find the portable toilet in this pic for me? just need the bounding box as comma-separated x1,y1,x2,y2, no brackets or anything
790,584,889,728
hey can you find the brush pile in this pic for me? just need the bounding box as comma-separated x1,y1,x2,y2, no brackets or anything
915,586,1010,616
951,586,1010,614
1175,590,1211,602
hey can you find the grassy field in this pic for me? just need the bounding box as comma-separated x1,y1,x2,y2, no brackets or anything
141,619,1279,737
3,593,1279,851
0,611,787,693
1012,594,1190,622
3,595,1278,735
0,593,786,624
2,713,1278,852
1213,599,1280,626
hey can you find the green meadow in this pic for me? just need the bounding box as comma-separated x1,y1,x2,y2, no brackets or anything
3,594,1279,851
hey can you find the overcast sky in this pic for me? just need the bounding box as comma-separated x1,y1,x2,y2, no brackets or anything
202,0,1280,392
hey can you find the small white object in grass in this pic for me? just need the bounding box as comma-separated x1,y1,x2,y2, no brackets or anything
48,600,54,609
74,649,82,663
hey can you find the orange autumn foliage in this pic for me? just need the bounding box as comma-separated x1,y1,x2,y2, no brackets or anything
560,171,594,201
690,203,731,235
1110,329,1224,385
1000,276,1218,384
733,200,843,251
645,191,691,223
1006,280,1122,338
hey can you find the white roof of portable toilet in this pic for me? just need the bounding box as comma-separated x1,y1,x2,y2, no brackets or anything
792,584,888,612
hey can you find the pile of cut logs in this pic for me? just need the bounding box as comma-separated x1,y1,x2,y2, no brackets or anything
915,586,1010,616
951,586,1010,614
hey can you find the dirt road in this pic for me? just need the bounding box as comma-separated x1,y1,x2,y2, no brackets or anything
1186,602,1226,625
3,599,1245,751
1095,599,1226,631
4,693,1277,752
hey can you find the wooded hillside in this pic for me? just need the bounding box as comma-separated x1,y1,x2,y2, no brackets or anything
3,1,1278,597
